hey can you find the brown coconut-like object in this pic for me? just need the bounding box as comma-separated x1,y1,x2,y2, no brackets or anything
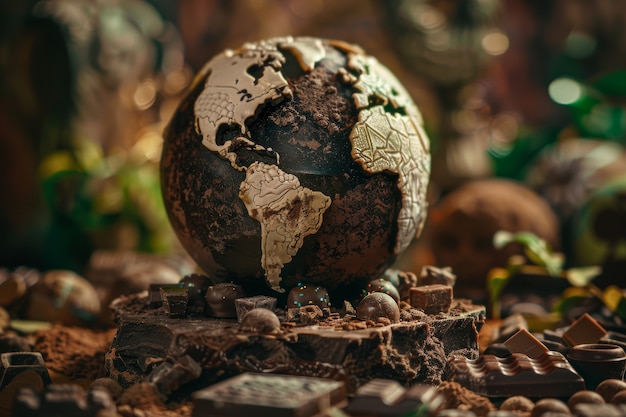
428,178,560,300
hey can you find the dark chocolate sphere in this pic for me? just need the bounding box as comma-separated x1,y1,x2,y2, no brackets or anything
161,37,431,295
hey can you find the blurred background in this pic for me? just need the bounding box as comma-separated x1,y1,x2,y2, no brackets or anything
1,0,626,304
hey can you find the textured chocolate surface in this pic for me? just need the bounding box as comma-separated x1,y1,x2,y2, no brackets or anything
105,293,484,394
444,352,585,398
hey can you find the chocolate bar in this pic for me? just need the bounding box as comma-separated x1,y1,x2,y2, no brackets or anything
444,352,585,398
191,372,346,417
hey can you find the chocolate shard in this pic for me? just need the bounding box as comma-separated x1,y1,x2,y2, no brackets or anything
562,313,607,347
147,355,202,398
503,328,549,359
160,286,189,318
0,352,51,390
344,379,443,416
444,352,585,399
409,285,453,314
191,373,346,417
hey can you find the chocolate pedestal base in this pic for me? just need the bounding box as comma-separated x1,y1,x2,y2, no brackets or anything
105,294,485,394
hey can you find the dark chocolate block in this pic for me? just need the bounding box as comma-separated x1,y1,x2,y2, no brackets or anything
106,293,485,394
0,352,51,390
191,372,346,417
444,352,585,399
344,379,443,416
409,285,453,314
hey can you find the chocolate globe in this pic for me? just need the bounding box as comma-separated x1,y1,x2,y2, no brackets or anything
161,37,431,296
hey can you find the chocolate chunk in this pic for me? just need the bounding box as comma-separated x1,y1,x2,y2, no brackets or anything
419,266,457,287
205,283,245,318
409,284,452,314
147,355,202,398
11,384,115,417
444,352,584,398
344,379,443,416
562,313,607,346
286,304,327,325
160,286,189,318
149,283,184,308
191,373,346,417
235,295,277,322
0,352,51,391
503,329,549,359
356,292,400,323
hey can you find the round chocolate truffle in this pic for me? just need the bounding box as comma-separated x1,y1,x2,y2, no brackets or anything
204,283,246,318
239,308,281,334
356,292,400,323
529,398,570,417
596,379,626,402
161,36,431,297
365,278,400,303
567,390,604,409
287,284,330,309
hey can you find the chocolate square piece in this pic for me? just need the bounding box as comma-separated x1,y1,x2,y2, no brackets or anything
344,379,442,416
149,283,184,308
192,373,346,417
0,352,51,390
235,295,277,322
409,285,452,314
160,286,189,318
562,313,607,346
503,329,549,359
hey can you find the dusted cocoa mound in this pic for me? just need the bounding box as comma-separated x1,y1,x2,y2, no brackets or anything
105,293,484,395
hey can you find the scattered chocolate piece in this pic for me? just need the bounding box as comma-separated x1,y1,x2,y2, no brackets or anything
499,395,534,413
562,313,607,347
571,403,624,417
409,284,452,314
366,279,400,303
0,352,51,391
503,328,549,359
235,295,277,322
344,378,443,416
356,293,400,323
147,355,202,399
287,284,330,309
239,308,281,334
419,266,457,287
160,286,189,318
568,390,605,409
11,384,116,417
149,283,184,308
180,273,213,313
567,343,626,390
444,352,585,398
529,398,570,417
286,304,327,325
204,283,245,318
89,377,123,401
596,379,626,402
191,372,346,417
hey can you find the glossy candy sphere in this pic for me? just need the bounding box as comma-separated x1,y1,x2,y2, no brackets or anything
161,36,431,296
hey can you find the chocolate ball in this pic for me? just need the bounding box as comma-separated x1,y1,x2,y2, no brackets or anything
239,308,281,334
204,283,245,318
356,292,400,323
365,278,400,303
568,390,604,409
500,396,534,413
610,389,626,405
596,379,626,402
23,270,100,325
287,284,330,309
530,398,570,417
160,36,431,297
